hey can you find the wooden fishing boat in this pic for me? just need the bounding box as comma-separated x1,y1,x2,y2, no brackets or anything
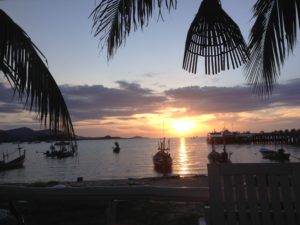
44,144,59,157
259,148,290,161
0,146,26,171
153,138,172,173
44,142,76,158
55,142,75,159
56,149,75,158
208,140,231,164
112,142,120,154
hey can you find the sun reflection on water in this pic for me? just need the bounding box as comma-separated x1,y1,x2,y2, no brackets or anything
178,137,190,174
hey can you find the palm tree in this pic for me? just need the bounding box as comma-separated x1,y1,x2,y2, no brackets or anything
246,0,300,96
91,0,300,97
0,9,76,142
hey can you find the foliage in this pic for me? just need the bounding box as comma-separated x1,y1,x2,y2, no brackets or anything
246,0,300,96
92,0,300,97
91,0,176,59
0,9,76,141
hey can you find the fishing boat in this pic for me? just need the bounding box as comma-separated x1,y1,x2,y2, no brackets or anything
153,138,172,173
259,147,290,161
208,140,231,163
112,142,120,154
44,143,59,157
55,141,76,158
0,145,26,171
207,129,253,144
44,141,76,159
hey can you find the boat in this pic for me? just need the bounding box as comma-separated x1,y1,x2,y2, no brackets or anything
56,149,75,158
0,145,26,171
44,141,76,159
259,148,290,161
207,131,224,144
112,142,120,154
153,138,172,173
208,140,231,163
55,141,76,159
207,129,253,144
44,144,59,157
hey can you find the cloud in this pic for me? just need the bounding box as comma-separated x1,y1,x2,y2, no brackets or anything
164,79,300,115
0,83,24,113
116,80,153,94
61,81,167,121
1,79,300,131
142,72,156,78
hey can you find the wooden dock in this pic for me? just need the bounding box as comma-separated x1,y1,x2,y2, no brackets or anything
252,131,300,145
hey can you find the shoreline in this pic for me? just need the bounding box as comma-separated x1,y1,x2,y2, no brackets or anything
0,174,209,188
0,174,209,225
67,174,208,187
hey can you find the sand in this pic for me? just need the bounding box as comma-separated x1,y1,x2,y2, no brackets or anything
65,174,208,188
0,175,209,225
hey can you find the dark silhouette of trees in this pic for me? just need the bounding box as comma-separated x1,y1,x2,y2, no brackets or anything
91,0,300,96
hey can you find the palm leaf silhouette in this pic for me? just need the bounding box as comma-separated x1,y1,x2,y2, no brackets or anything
91,0,176,59
0,9,76,141
92,0,300,96
245,0,300,96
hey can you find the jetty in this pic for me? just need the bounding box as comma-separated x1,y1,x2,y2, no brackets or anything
252,130,300,145
207,129,300,145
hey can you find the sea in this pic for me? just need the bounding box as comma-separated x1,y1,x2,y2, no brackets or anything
0,137,300,183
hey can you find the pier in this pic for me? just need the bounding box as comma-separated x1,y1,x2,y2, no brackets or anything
252,131,300,145
207,129,300,145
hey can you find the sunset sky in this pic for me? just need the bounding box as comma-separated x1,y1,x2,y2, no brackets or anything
1,0,300,138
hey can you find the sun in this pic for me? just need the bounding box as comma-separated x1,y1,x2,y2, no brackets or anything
171,119,196,134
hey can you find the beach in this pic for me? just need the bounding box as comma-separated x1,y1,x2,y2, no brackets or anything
65,174,208,188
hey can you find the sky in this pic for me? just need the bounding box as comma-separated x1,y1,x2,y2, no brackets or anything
1,0,300,138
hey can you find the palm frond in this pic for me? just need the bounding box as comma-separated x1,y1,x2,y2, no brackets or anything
91,0,177,59
245,0,300,97
0,9,76,142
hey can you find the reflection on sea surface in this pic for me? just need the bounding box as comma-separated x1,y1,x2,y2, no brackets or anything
0,137,300,183
177,138,189,174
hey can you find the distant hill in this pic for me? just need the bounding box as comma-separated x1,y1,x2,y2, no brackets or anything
76,135,147,140
0,127,147,143
5,127,53,137
0,127,57,143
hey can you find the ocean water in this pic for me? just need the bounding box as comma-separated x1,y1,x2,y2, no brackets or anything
0,137,300,183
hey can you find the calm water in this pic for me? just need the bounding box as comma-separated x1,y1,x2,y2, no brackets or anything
0,138,300,183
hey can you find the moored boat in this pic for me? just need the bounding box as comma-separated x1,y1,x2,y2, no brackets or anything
112,142,120,154
0,145,26,171
207,131,224,144
55,141,76,158
44,144,59,157
153,138,172,173
259,148,290,161
44,141,76,159
208,140,231,163
207,129,253,144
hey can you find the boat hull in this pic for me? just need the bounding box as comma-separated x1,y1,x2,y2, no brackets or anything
56,151,75,159
153,151,172,173
0,151,25,171
113,147,120,154
259,148,290,161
